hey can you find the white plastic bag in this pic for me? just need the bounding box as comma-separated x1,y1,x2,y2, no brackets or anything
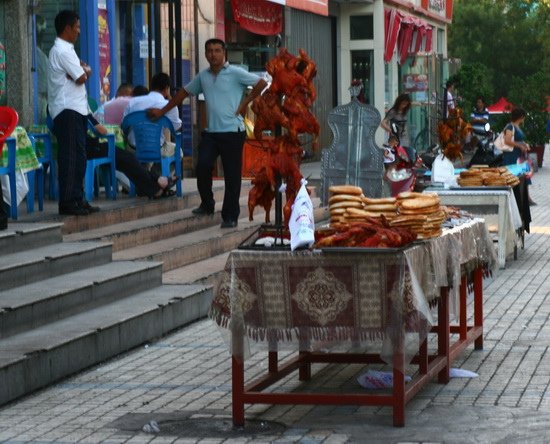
289,178,315,251
1,170,29,206
431,154,457,188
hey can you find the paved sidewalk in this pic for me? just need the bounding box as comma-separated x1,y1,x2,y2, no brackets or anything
1,159,550,443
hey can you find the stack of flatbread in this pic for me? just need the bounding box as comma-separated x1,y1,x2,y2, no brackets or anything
328,185,365,225
361,196,398,221
457,167,520,187
390,192,446,239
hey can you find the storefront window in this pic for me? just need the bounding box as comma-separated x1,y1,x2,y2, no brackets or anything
0,4,6,106
351,50,373,104
33,0,80,123
350,15,373,40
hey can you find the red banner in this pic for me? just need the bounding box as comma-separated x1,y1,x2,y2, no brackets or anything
232,0,283,35
267,0,328,16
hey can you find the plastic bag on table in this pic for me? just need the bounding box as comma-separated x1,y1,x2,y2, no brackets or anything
289,178,315,251
431,153,457,188
1,170,29,206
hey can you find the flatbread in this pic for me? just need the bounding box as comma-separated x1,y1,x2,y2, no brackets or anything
329,185,363,195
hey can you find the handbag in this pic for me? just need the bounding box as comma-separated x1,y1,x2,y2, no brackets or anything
494,125,515,152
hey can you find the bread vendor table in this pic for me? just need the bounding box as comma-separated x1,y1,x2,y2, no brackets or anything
209,220,496,427
424,188,522,269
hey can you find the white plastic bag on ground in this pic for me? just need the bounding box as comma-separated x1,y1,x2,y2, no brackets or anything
289,178,315,251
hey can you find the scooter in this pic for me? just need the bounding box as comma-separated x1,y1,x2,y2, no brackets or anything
467,123,503,167
383,124,417,196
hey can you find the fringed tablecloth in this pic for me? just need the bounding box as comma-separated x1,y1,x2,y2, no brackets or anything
210,219,496,363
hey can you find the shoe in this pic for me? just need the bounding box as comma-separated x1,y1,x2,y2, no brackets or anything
220,220,238,228
0,216,7,230
192,206,214,216
529,199,537,206
59,203,89,216
80,200,101,213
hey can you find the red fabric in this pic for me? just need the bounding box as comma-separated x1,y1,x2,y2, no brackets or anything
397,19,415,64
231,0,283,36
425,27,433,52
384,9,402,63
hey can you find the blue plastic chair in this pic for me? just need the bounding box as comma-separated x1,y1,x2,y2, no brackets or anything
121,111,182,197
0,137,18,219
26,135,45,212
85,120,117,202
27,131,58,200
0,107,20,219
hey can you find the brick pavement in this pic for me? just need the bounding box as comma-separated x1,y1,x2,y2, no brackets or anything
1,155,550,443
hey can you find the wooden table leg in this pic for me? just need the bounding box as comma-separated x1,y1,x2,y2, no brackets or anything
459,275,468,341
438,287,450,384
393,332,405,427
232,355,245,427
473,266,484,350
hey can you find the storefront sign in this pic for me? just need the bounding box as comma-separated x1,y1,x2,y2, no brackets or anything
231,0,283,35
403,74,428,92
98,4,111,103
266,0,328,16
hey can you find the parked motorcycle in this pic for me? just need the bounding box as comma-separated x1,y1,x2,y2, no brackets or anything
467,123,503,167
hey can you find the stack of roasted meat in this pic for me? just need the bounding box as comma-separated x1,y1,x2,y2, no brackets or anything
457,167,520,187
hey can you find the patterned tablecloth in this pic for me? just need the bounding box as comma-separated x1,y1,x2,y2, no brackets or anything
0,126,40,172
210,219,496,363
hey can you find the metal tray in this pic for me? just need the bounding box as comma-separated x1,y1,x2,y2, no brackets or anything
449,186,511,191
319,246,407,254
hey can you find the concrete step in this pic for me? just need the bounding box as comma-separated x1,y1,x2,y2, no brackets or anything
0,260,162,338
0,241,113,292
64,202,243,253
163,252,230,286
0,222,63,254
162,205,331,286
59,181,253,235
0,283,212,406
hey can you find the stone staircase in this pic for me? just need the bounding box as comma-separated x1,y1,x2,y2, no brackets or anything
0,179,328,406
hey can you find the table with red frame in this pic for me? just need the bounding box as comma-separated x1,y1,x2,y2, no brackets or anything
209,219,496,427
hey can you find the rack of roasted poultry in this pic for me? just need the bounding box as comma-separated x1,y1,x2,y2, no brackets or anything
247,48,320,227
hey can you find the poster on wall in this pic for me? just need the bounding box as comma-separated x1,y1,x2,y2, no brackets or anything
98,1,111,104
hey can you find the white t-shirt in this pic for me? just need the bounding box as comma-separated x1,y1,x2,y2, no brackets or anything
47,37,87,119
123,91,182,146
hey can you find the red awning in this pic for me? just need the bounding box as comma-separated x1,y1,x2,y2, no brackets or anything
385,9,433,64
232,0,283,35
266,0,328,16
487,97,514,114
384,9,402,63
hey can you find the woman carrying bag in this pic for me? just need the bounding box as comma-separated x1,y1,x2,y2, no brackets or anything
500,108,536,205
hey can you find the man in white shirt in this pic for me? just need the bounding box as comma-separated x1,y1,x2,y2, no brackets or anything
48,10,98,216
122,72,182,148
94,83,133,125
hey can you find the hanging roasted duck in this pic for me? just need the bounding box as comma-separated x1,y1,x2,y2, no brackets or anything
248,48,320,226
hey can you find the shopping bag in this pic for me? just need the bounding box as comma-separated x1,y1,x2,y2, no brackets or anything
1,170,29,206
289,178,315,251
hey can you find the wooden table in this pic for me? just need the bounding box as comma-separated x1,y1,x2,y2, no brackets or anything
424,188,522,269
209,220,496,427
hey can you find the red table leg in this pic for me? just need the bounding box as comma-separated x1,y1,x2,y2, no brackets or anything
232,355,245,427
473,266,484,349
438,287,450,384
